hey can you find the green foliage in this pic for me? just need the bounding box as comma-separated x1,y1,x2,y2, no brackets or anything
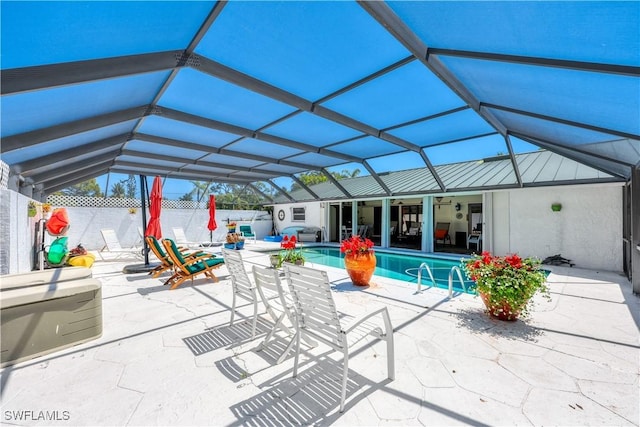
176,181,265,208
462,251,550,319
54,179,103,197
291,168,361,191
125,175,137,198
110,182,125,198
184,180,210,202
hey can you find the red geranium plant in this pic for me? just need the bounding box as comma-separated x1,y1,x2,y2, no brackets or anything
462,251,550,319
340,235,374,256
276,235,304,267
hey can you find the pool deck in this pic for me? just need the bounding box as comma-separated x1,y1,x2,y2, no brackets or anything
1,242,638,426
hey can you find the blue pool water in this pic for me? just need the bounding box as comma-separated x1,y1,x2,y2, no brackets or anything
297,247,476,294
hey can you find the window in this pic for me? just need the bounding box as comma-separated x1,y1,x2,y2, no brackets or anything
292,207,306,222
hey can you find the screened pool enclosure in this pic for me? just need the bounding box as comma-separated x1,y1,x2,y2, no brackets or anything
1,1,638,288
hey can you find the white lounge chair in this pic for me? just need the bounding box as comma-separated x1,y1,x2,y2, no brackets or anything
284,264,395,412
172,227,203,249
99,228,143,260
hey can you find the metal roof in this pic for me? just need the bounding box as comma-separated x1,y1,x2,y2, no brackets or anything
1,1,638,202
276,150,619,202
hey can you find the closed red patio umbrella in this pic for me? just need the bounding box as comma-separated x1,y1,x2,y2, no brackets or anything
146,176,162,239
208,194,217,242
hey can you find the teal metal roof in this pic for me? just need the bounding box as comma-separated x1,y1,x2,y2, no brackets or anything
275,150,618,203
1,1,637,202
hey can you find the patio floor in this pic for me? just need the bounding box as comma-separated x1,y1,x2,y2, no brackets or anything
1,243,638,426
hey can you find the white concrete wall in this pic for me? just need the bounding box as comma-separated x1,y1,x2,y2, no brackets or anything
60,207,272,251
492,184,623,271
0,190,36,274
0,191,272,274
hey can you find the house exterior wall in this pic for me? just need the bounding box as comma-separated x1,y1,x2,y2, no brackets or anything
272,202,324,238
492,184,623,271
274,183,624,273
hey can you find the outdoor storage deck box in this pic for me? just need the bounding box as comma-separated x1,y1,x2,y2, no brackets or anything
0,267,102,367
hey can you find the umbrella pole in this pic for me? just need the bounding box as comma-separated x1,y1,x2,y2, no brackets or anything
123,174,158,274
140,174,150,265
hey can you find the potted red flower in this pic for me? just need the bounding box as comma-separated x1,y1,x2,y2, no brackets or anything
340,235,376,286
462,251,550,320
274,235,304,268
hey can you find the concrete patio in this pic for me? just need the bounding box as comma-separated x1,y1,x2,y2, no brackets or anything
1,244,638,426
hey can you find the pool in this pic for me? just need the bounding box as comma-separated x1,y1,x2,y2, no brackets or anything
295,247,476,294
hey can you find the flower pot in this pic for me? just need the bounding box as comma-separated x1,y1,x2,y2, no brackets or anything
235,241,245,250
269,254,280,269
551,203,562,212
227,228,236,234
479,292,523,321
344,252,376,286
224,243,236,250
28,208,37,218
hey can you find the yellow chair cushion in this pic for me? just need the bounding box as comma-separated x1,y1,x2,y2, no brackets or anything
67,254,96,268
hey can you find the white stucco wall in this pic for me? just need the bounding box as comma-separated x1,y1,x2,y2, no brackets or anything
492,184,623,271
59,207,272,251
1,190,36,274
0,192,272,274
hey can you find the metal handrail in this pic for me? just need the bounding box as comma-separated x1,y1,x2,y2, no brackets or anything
448,266,467,298
415,262,436,294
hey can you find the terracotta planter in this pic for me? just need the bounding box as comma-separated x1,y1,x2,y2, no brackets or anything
344,252,376,286
479,292,523,321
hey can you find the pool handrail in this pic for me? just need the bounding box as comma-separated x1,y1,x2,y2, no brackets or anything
415,262,436,294
448,266,468,298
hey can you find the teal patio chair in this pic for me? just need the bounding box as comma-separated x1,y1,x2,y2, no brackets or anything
239,225,256,243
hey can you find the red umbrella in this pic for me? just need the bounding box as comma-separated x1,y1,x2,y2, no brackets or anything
146,176,162,239
207,194,217,241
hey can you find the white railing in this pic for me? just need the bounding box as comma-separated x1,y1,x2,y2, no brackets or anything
413,262,436,294
448,266,468,298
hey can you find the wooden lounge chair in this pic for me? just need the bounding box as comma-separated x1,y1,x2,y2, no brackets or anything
145,236,205,278
161,239,224,290
284,264,395,412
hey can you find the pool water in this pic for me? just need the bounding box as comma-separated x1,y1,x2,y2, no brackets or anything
297,247,476,294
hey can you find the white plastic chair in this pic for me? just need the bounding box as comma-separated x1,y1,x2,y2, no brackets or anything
172,227,202,248
283,264,395,412
99,228,143,260
222,249,275,338
252,265,316,363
